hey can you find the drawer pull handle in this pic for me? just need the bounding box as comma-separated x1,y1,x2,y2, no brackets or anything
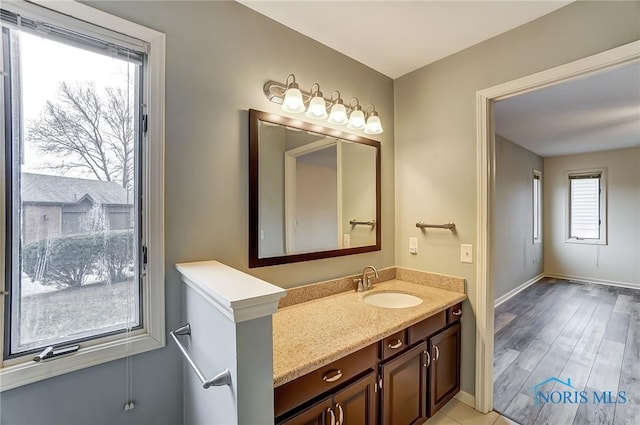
336,403,344,425
388,339,403,349
452,309,462,316
423,350,431,367
434,345,440,361
323,369,343,383
327,408,336,425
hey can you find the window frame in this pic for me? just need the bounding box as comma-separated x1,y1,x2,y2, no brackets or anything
0,0,165,392
566,168,607,246
532,169,542,244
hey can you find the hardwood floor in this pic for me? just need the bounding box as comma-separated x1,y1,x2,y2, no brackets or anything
493,278,640,425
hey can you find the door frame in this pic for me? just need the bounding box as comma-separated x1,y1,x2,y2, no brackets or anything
474,40,640,413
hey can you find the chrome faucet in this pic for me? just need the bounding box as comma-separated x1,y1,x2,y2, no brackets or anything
361,265,379,291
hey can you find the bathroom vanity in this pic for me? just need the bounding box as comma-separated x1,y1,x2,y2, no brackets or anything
273,278,465,425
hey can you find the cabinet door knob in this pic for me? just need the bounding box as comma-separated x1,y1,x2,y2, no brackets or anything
336,403,344,425
323,369,343,383
433,345,440,361
327,408,336,425
452,309,462,316
388,339,403,349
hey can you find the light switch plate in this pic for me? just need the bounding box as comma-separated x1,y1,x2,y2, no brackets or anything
461,244,473,263
409,237,418,254
343,234,351,248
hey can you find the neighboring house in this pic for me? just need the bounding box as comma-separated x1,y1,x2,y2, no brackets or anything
21,173,133,244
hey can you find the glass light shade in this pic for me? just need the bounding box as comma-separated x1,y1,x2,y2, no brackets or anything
305,96,328,119
347,109,366,129
364,115,383,134
281,87,305,113
328,103,348,125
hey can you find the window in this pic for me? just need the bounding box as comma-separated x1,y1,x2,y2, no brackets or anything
1,1,165,391
567,170,607,245
533,170,542,244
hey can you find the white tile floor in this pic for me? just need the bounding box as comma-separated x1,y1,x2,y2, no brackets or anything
423,399,520,425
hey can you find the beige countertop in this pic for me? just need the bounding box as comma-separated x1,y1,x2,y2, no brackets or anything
273,279,466,387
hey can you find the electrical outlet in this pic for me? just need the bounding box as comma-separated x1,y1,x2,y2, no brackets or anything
461,244,473,263
343,234,351,248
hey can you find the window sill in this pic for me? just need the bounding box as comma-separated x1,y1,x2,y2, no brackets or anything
565,238,607,246
0,331,164,392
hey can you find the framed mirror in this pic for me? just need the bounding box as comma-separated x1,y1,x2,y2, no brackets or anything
249,109,381,267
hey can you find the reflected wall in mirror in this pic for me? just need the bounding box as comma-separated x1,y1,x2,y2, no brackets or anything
249,109,381,267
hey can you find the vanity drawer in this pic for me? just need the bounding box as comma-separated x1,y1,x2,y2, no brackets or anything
274,343,377,418
408,311,446,345
381,329,408,360
447,303,463,323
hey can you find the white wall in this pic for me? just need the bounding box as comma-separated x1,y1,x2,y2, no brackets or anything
395,0,640,396
259,125,286,257
544,147,640,286
342,142,377,247
295,154,338,252
494,135,544,300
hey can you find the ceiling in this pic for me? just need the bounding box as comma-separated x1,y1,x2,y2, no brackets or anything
239,0,572,79
495,61,640,157
240,1,638,158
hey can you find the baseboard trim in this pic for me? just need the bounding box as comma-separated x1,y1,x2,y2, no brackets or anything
545,273,640,290
454,390,476,409
495,273,544,307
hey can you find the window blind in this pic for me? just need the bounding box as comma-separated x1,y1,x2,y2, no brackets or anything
569,174,600,239
1,8,146,64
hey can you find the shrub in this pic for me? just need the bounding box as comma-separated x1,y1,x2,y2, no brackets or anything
22,230,134,288
101,229,134,283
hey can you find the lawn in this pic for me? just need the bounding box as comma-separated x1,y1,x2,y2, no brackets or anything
17,279,139,351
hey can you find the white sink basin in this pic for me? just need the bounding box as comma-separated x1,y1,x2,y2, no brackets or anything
363,292,423,309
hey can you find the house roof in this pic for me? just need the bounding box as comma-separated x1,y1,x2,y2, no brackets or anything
21,173,130,205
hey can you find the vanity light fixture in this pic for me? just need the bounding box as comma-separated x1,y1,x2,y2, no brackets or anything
328,91,349,125
262,74,383,134
347,98,366,130
281,74,305,113
305,83,328,119
364,104,383,135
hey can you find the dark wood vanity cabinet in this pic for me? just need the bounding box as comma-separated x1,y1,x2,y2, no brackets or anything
428,322,461,416
380,343,428,424
276,344,378,425
278,372,377,425
279,398,333,425
276,303,463,425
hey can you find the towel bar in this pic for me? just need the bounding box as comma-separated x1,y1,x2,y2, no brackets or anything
416,221,456,230
349,219,376,226
170,323,231,389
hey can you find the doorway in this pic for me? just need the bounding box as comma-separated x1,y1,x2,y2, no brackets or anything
474,40,640,414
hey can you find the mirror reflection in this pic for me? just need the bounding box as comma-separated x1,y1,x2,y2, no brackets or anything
249,110,381,267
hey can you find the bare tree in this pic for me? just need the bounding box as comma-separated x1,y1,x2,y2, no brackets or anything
27,82,135,190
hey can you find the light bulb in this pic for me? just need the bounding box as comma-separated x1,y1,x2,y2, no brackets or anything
364,114,383,134
305,95,328,119
281,86,305,113
347,109,366,129
328,103,348,125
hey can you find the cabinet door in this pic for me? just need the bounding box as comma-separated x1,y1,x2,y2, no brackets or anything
380,343,427,425
278,398,333,425
332,371,377,425
428,322,461,416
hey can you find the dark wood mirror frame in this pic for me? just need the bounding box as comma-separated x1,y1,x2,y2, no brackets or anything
249,109,381,268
